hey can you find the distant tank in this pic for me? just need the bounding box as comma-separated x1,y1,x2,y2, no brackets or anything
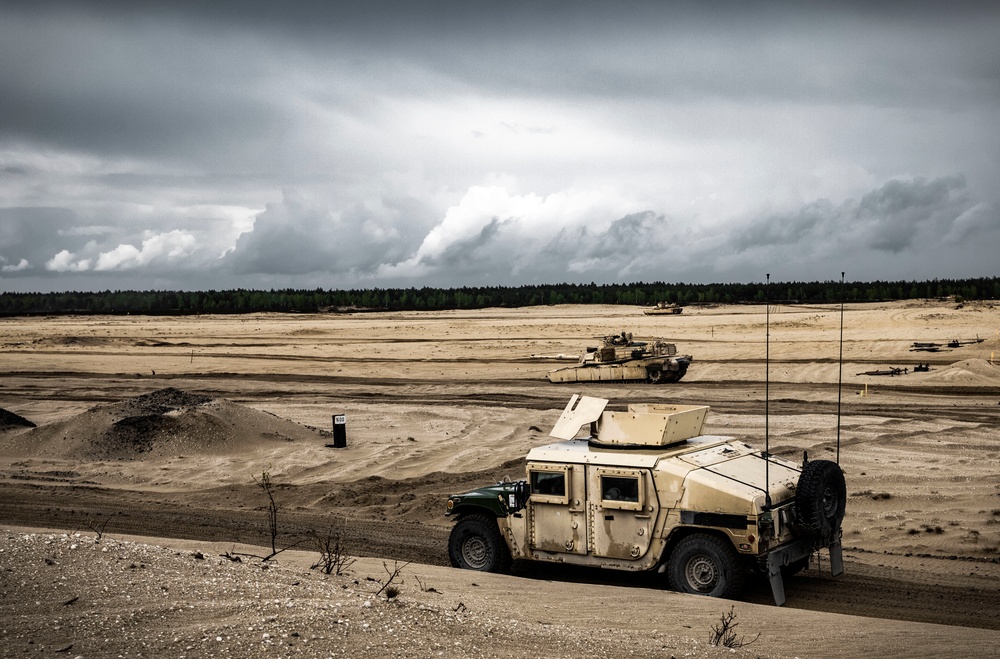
547,331,692,384
643,302,683,315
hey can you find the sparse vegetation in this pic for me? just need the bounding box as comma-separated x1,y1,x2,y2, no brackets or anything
85,513,113,542
414,575,439,594
375,560,409,600
226,469,304,562
708,606,759,648
851,490,892,500
253,469,282,560
910,524,944,535
311,523,356,576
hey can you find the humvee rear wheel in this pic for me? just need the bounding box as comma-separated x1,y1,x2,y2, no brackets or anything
667,534,744,599
448,514,512,573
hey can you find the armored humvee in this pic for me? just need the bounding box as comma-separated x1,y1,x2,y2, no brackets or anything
547,332,692,384
446,395,846,605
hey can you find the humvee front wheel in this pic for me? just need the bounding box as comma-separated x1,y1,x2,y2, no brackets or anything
667,533,744,599
448,514,512,573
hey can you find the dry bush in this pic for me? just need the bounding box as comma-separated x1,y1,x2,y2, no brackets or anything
252,470,281,559
375,560,409,600
85,513,113,543
310,524,356,576
708,606,759,649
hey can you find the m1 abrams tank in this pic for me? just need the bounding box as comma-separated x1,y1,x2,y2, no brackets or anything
643,301,683,315
547,331,692,384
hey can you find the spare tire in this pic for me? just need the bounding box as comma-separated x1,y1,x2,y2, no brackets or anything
794,459,846,542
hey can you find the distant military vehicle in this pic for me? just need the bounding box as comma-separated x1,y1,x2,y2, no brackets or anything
446,395,846,605
547,331,692,384
644,302,683,315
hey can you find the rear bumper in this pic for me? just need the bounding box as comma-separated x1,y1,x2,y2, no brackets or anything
761,532,844,606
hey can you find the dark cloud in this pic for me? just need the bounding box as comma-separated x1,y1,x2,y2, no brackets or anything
857,176,965,252
224,191,435,276
1,2,997,292
733,177,974,257
420,217,505,269
738,200,839,250
717,176,997,281
592,212,669,257
0,207,82,276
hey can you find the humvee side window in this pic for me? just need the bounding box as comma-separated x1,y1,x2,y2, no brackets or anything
528,467,570,505
598,471,644,511
531,470,566,497
602,476,639,503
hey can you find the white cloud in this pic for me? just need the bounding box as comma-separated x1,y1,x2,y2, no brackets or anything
43,231,197,273
377,184,639,280
46,249,92,273
94,230,197,271
1,257,30,272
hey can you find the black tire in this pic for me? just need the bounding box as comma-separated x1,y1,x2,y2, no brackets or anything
448,514,512,573
795,459,847,542
647,368,664,384
667,533,744,599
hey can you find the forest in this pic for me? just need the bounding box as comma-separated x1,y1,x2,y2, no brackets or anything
0,277,997,316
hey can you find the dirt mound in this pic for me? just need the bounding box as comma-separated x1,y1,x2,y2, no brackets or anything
0,408,35,431
31,336,117,347
917,358,1000,386
115,387,212,416
0,388,325,460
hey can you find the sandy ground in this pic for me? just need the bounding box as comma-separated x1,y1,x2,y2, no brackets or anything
2,300,1000,657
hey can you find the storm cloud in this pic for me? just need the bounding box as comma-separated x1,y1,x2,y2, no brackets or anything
2,2,998,292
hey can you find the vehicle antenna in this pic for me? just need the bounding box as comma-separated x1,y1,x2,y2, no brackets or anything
764,273,772,510
836,271,845,465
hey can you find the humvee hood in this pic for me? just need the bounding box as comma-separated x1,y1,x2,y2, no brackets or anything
678,444,801,511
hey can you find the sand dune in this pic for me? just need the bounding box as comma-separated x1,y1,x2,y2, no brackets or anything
1,300,999,656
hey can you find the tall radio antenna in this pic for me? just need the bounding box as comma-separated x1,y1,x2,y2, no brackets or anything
764,273,772,510
836,272,845,465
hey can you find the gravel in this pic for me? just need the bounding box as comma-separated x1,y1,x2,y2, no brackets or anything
1,531,745,658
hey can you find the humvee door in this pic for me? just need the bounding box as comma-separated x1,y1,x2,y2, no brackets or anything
527,462,587,555
589,467,656,560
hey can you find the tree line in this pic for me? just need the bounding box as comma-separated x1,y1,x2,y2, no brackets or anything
0,277,997,316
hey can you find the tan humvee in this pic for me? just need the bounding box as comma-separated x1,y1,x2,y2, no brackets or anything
446,395,846,604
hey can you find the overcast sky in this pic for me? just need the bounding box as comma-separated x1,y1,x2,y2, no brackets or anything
2,1,998,293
